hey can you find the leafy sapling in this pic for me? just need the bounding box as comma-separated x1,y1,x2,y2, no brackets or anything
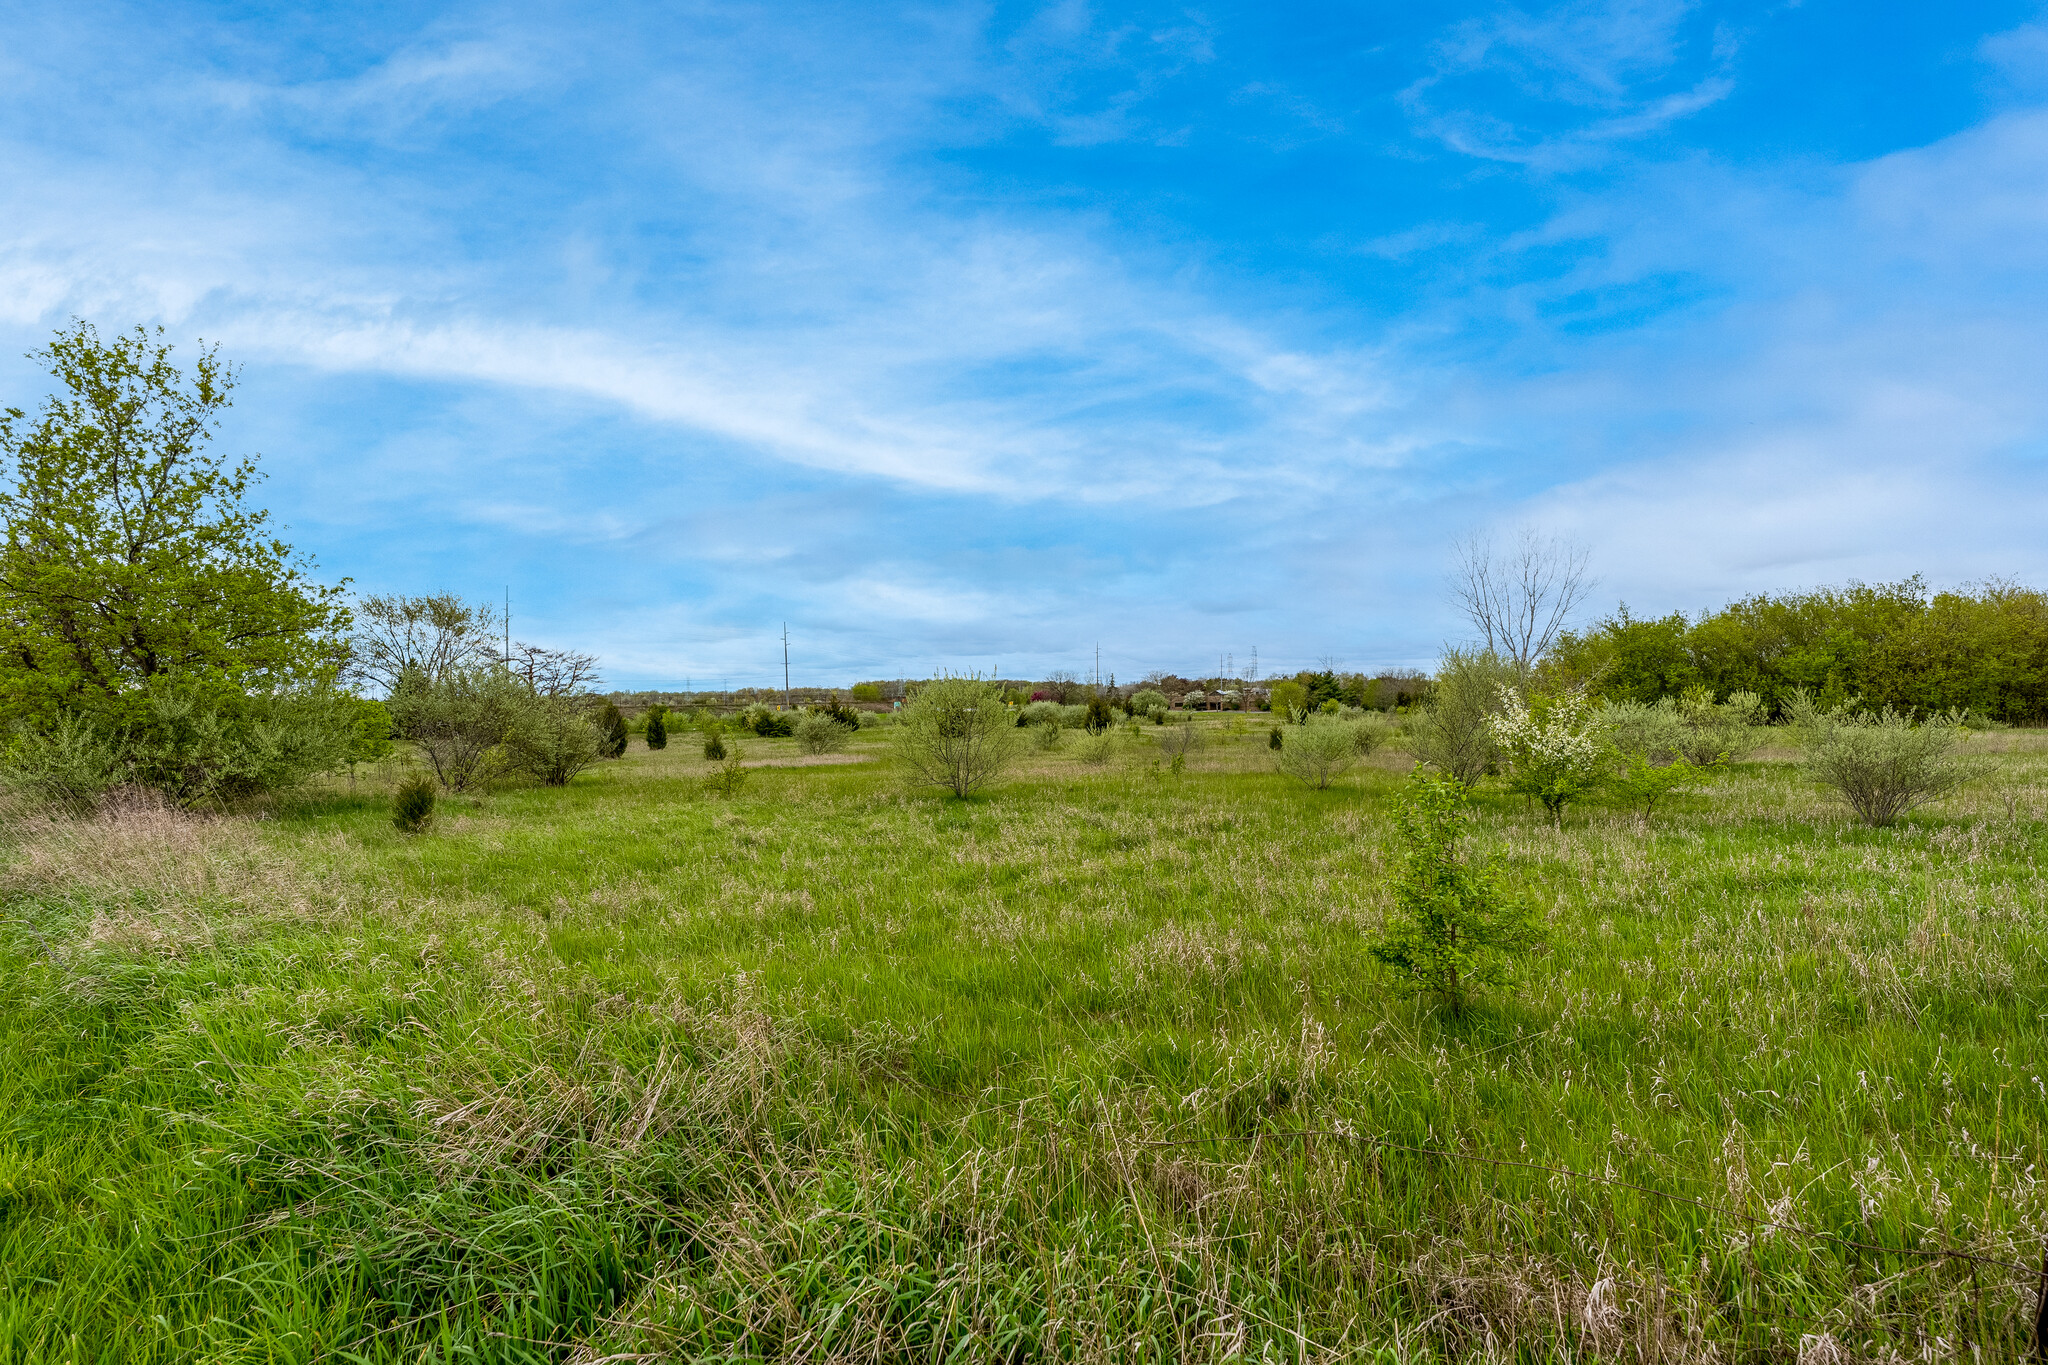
1369,775,1542,1008
1486,685,1606,826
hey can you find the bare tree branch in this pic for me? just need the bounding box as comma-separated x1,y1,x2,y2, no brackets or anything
502,641,602,698
1447,528,1594,669
346,593,501,695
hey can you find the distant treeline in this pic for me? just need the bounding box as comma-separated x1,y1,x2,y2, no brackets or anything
1548,577,2048,721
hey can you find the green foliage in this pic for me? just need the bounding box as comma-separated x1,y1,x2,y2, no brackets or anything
386,666,526,792
703,727,727,761
793,710,853,755
390,773,436,833
347,698,394,768
739,703,794,738
0,711,120,811
1076,729,1115,765
1552,579,2048,722
1031,719,1063,751
1369,775,1543,1005
1274,717,1359,789
1792,696,1990,827
1349,712,1395,757
644,708,668,750
0,682,356,809
705,743,747,796
1268,725,1283,750
501,697,604,786
599,702,629,757
1597,697,1685,764
1265,679,1307,717
0,322,348,726
1084,695,1114,734
849,682,884,702
1129,688,1168,715
1608,751,1714,822
1673,687,1765,765
895,674,1021,797
1486,686,1608,826
1407,648,1520,788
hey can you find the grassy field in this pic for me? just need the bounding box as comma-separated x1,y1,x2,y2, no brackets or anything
1,717,2044,1362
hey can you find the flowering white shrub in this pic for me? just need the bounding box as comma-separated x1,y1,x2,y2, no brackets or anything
1485,685,1607,825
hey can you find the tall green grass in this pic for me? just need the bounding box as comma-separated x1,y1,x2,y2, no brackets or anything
1,724,2042,1361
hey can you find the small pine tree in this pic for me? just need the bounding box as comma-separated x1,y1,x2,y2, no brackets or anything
1369,774,1543,1008
1268,726,1283,750
1085,695,1114,735
599,702,628,758
704,728,726,760
392,773,436,834
645,708,668,750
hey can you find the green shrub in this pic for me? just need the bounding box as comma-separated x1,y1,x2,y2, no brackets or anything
1077,730,1115,765
1609,752,1713,822
1673,687,1765,765
1275,717,1359,789
739,703,793,738
0,712,121,812
1369,775,1543,1007
705,744,747,797
1017,700,1062,729
1350,713,1395,757
1598,698,1684,764
850,682,884,702
894,675,1021,797
1408,649,1521,788
644,708,668,750
348,698,395,769
1129,688,1169,715
1792,697,1988,827
388,667,527,792
1084,696,1114,735
599,703,629,758
502,698,604,786
703,728,727,761
391,773,437,834
1268,726,1283,751
1266,680,1307,716
793,710,853,755
1032,720,1063,751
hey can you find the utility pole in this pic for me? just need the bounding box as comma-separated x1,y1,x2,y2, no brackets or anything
782,624,791,711
504,587,510,669
1094,643,1101,688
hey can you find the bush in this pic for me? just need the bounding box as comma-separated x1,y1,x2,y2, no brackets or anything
1794,698,1988,827
1266,680,1308,717
739,703,793,738
389,667,527,792
644,708,668,750
0,712,121,812
501,697,604,786
599,703,629,758
1077,730,1115,766
1269,726,1283,751
348,698,395,770
391,773,437,834
850,683,884,702
1598,698,1684,765
1084,695,1114,734
1369,775,1543,1007
1031,720,1063,751
705,743,747,797
1017,700,1062,729
1408,649,1521,788
1673,687,1764,765
1156,722,1201,767
1486,686,1607,826
703,728,727,761
1129,688,1168,715
793,710,853,755
1275,717,1359,789
1350,713,1395,757
894,675,1021,797
1609,752,1713,822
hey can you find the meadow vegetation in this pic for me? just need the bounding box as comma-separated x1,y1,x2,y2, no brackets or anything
1,714,2043,1362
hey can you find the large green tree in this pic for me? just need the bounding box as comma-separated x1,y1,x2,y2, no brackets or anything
0,322,347,722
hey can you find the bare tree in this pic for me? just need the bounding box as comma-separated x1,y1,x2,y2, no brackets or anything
347,593,501,694
1447,529,1594,668
503,642,602,698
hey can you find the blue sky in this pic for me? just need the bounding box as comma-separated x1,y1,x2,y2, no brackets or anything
4,1,2047,688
